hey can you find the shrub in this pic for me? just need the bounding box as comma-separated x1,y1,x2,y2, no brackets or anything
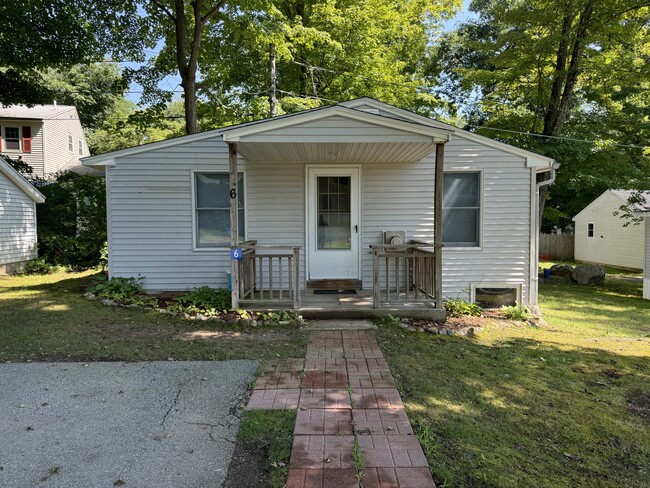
500,303,531,321
24,258,54,275
443,298,482,318
167,286,231,315
90,276,144,301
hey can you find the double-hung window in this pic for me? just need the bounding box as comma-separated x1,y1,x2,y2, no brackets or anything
195,172,245,247
3,126,20,151
442,172,481,247
68,134,73,152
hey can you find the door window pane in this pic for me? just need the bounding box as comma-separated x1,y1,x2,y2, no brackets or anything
317,176,351,249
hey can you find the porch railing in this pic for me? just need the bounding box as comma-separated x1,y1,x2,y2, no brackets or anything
370,242,438,309
237,241,301,309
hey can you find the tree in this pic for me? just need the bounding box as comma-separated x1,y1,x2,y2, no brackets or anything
0,0,152,106
437,0,650,229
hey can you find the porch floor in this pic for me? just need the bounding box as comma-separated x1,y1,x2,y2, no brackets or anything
240,290,446,320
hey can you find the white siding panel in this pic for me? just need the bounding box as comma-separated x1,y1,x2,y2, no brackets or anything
0,171,38,265
644,219,649,299
439,137,532,303
574,192,644,270
108,139,242,291
43,109,89,175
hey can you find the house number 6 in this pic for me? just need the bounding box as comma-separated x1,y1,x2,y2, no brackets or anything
230,189,237,199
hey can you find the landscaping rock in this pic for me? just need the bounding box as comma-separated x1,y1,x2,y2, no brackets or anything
101,299,116,306
425,328,438,335
549,264,574,278
572,264,606,285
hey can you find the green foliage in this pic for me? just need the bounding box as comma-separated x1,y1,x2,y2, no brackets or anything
259,311,298,324
36,172,106,270
2,155,33,175
167,286,231,316
443,298,482,318
375,314,402,327
23,258,55,275
89,276,144,301
500,303,531,321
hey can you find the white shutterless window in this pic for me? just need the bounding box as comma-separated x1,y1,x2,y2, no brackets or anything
194,172,245,247
443,171,481,247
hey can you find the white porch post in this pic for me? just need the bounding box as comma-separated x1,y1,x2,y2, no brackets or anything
229,143,240,309
434,142,445,309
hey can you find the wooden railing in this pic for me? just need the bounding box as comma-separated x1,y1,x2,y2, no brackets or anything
237,242,301,309
370,242,438,308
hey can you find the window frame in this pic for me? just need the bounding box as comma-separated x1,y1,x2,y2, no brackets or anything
191,170,247,250
442,170,483,250
2,126,22,152
471,283,522,308
587,222,594,238
78,139,83,156
68,134,74,153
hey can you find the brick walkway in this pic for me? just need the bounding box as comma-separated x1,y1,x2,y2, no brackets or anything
246,330,436,488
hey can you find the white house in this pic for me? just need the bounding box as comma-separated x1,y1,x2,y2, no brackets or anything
573,190,650,271
0,104,91,178
0,156,46,274
82,98,556,317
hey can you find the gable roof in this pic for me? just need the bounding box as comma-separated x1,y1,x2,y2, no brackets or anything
573,189,650,221
0,104,78,121
82,98,554,168
340,98,556,169
0,156,46,203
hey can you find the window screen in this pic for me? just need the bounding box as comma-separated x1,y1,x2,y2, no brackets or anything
195,172,244,247
443,172,480,247
475,287,518,309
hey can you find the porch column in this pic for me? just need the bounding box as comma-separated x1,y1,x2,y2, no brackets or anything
229,143,240,309
434,142,445,309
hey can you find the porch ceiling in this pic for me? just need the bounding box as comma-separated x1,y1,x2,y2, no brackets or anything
235,141,439,163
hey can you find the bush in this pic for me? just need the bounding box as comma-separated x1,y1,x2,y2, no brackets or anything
36,171,106,270
443,298,482,318
90,276,143,301
500,303,531,321
167,286,231,316
24,258,54,275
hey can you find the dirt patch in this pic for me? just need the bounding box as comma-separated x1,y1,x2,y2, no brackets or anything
626,390,650,424
177,331,296,342
223,440,269,488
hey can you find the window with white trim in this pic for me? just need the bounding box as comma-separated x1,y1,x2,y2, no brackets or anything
587,222,594,238
68,134,73,152
443,172,480,247
3,126,21,151
195,172,245,247
78,139,83,156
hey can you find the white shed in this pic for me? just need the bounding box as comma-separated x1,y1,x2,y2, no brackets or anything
0,156,46,274
573,190,650,271
82,98,556,316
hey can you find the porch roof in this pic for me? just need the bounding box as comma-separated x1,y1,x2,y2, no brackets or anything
221,105,452,163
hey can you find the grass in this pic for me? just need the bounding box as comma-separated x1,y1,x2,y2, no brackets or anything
235,410,296,488
377,272,650,488
0,270,307,362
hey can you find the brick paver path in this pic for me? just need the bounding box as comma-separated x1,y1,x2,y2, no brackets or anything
246,330,436,488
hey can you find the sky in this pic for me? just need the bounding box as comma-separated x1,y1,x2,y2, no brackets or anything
125,0,476,105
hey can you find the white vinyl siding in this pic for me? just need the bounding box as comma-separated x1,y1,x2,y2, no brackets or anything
0,171,38,266
106,123,534,302
644,219,649,299
42,108,89,175
574,192,645,270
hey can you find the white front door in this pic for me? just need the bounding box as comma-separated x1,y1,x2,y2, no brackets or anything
307,167,360,280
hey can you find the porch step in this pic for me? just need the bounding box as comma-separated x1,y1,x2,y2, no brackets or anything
299,308,446,321
306,279,362,290
302,319,377,330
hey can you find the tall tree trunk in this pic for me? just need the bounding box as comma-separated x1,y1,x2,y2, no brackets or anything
539,0,595,226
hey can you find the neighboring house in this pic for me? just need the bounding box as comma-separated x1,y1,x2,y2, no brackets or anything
82,98,556,316
573,190,650,271
0,156,46,274
0,104,91,178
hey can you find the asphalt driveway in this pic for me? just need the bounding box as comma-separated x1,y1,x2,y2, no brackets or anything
0,361,257,488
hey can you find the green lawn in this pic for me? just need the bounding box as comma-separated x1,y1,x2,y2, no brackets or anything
0,270,307,362
377,275,650,488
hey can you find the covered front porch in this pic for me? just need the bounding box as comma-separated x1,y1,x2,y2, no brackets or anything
222,103,450,319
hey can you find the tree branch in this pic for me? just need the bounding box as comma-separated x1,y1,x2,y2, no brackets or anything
151,0,176,22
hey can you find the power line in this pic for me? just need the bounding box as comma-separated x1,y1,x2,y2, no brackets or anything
470,126,649,149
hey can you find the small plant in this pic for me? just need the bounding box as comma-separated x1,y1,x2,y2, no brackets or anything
167,286,231,315
352,437,364,484
24,258,54,275
89,276,144,302
375,314,402,327
260,310,298,324
500,302,531,321
443,298,482,318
